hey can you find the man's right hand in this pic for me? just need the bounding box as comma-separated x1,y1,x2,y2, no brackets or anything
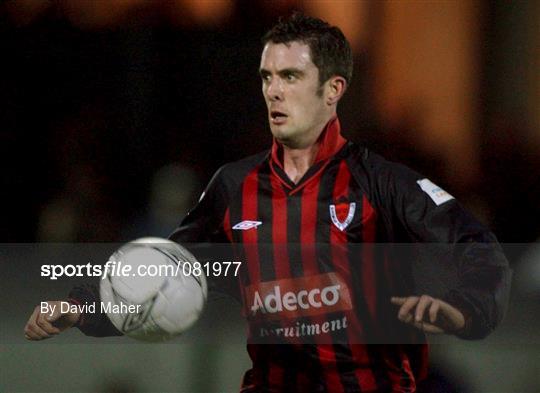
24,300,80,340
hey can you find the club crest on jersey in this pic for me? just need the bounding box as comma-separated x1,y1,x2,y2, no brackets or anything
232,220,263,230
329,202,356,231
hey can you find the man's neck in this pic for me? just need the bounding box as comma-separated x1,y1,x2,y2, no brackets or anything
283,143,319,184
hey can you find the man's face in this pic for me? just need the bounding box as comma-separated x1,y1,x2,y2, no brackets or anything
259,41,330,148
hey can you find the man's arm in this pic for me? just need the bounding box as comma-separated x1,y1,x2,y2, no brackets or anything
369,152,512,339
25,166,230,340
169,165,230,244
169,164,242,301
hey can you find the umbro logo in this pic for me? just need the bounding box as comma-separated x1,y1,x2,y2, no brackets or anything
232,220,263,230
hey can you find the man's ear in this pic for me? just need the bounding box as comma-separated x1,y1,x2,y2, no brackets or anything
326,76,347,105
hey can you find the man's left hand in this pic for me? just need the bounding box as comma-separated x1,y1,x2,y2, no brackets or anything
390,295,465,334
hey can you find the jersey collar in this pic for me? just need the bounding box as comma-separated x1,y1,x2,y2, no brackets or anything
269,117,348,193
270,116,347,170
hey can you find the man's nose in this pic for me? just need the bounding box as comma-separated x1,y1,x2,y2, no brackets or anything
266,78,283,101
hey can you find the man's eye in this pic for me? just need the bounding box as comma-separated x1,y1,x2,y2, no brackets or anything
261,74,271,82
285,74,296,81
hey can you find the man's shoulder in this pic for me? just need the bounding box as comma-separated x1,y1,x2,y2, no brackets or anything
345,143,419,181
213,150,270,184
224,150,270,172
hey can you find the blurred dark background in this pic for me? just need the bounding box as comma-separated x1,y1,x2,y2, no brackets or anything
2,0,538,243
1,1,539,392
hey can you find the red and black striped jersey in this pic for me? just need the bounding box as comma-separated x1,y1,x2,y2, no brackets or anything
70,117,510,392
168,117,511,392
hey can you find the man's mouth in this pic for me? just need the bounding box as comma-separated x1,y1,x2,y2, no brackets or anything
270,111,287,124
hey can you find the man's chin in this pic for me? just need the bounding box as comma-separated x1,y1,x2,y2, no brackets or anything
271,128,308,148
270,126,289,140
274,134,304,149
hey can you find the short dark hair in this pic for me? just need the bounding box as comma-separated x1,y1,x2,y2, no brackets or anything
262,12,353,86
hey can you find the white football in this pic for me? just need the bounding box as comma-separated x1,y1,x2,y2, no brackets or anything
100,237,207,341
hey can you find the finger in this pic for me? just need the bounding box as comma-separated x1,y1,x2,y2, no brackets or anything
437,301,465,332
46,302,63,323
36,313,61,334
390,297,406,305
401,312,413,324
412,320,444,334
398,297,419,321
24,307,50,339
25,322,51,339
415,295,433,322
28,306,40,324
31,308,51,338
429,300,441,323
24,325,41,340
24,330,43,340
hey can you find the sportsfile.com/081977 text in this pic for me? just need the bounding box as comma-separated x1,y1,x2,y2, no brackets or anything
40,260,242,280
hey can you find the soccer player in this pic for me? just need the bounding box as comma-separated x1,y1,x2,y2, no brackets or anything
25,13,511,392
